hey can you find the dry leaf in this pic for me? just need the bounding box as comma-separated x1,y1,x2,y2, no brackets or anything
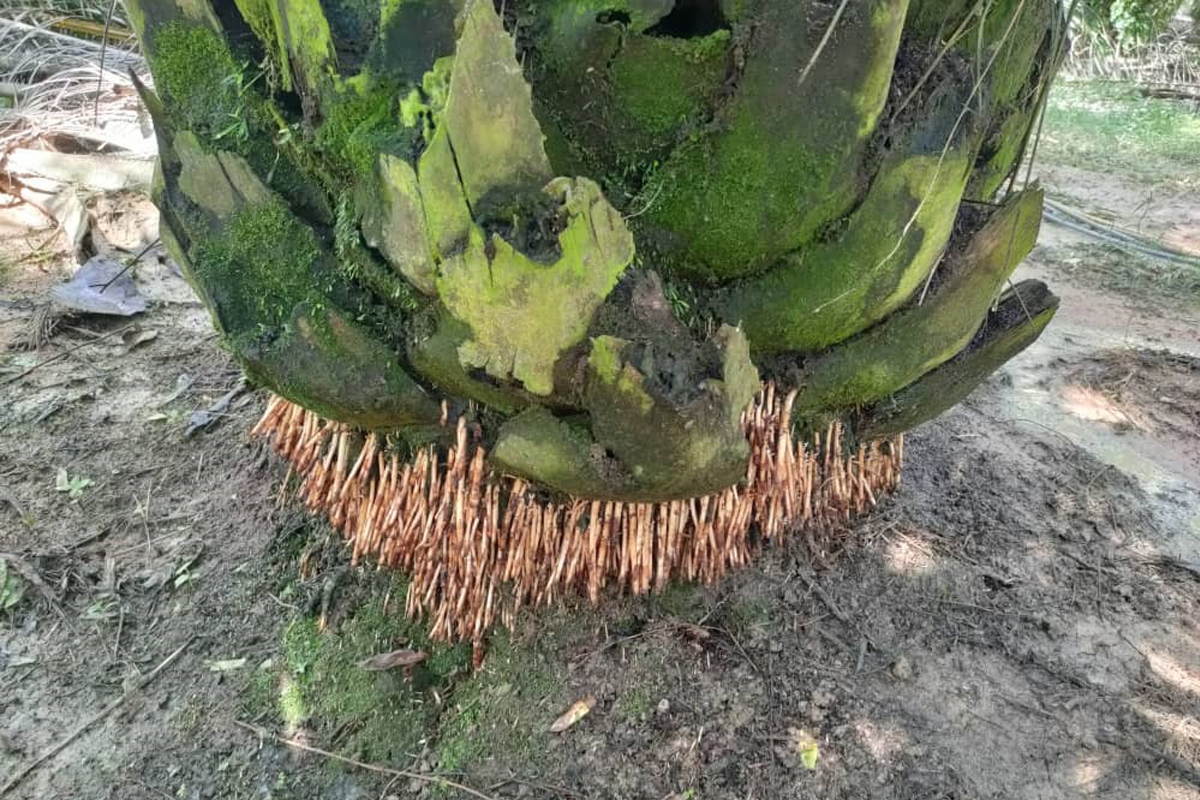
677,623,711,642
122,328,159,351
549,696,596,733
359,649,427,671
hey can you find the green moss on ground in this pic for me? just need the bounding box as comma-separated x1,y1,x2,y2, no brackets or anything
616,687,652,722
647,581,706,621
249,573,564,785
278,589,468,763
430,630,561,783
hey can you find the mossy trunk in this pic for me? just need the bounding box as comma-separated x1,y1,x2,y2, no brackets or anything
129,0,1065,503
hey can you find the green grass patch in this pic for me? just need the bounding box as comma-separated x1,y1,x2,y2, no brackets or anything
615,687,652,722
1041,80,1200,183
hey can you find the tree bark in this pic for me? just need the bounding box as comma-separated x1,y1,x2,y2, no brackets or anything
128,0,1065,502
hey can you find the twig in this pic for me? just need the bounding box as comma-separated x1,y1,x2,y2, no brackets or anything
0,323,136,386
0,637,193,795
796,569,850,624
94,0,121,126
797,0,851,89
488,776,579,797
96,237,161,293
717,625,762,676
233,720,498,800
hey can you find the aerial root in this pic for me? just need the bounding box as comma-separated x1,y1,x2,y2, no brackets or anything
251,384,903,656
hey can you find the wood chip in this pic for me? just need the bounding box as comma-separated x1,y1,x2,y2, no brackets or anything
359,649,427,671
549,696,596,733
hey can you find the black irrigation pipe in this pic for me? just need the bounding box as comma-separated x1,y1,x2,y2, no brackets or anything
1042,198,1200,268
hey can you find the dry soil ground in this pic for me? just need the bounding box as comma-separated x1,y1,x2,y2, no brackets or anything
2,113,1199,800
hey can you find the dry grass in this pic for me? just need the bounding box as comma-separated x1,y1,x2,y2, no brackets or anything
0,2,149,154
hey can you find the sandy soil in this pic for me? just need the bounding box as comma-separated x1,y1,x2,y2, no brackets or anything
1,168,1198,800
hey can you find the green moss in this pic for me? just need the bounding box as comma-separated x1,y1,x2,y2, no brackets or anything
190,199,322,332
240,667,276,719
233,0,278,52
278,593,470,763
263,582,560,789
649,581,706,621
441,0,554,211
589,336,653,413
721,71,977,353
980,0,1058,109
370,1,456,83
149,19,331,220
968,106,1035,201
794,189,1045,419
316,81,418,180
584,325,756,498
273,0,338,95
492,408,608,497
431,630,560,783
360,154,438,295
860,283,1058,438
408,315,533,415
237,303,442,430
495,325,755,502
638,1,907,281
436,178,635,397
729,596,772,634
605,31,729,151
151,22,257,139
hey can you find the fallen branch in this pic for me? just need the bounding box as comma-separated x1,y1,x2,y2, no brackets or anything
0,637,193,795
3,148,155,193
1139,85,1200,102
233,720,498,800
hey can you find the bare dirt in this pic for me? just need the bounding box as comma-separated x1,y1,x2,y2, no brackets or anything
1,169,1198,800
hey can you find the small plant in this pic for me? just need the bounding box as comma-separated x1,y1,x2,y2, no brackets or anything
55,468,93,500
213,62,265,143
0,559,25,613
788,727,820,770
81,597,120,621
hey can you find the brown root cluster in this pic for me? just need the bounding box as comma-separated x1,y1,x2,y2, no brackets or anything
251,384,903,655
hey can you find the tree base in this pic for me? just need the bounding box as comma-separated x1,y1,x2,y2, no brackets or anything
251,387,903,656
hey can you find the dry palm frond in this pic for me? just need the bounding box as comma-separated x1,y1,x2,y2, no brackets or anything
0,4,150,156
253,385,904,660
